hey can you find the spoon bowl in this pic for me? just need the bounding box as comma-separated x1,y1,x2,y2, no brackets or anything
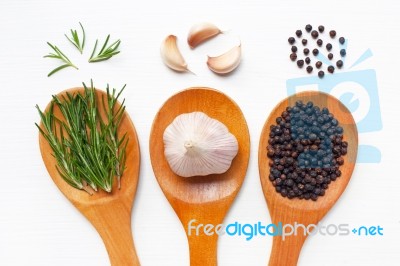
39,87,140,266
258,91,358,266
150,87,250,266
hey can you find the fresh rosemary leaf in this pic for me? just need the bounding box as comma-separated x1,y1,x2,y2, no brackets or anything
65,22,85,53
89,35,121,63
44,42,78,77
36,81,128,194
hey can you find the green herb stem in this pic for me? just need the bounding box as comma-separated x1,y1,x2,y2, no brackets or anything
89,35,121,63
36,81,128,194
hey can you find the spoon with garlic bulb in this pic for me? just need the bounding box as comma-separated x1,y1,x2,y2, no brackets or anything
150,87,250,266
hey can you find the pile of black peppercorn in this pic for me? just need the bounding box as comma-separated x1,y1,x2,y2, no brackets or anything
288,24,346,78
267,101,348,201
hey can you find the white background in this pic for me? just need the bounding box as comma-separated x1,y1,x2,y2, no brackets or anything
1,0,400,265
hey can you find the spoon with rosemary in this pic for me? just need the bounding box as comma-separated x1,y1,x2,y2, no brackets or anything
150,87,250,266
37,82,140,266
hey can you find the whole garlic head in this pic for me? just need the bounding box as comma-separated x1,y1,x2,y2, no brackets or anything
163,112,239,177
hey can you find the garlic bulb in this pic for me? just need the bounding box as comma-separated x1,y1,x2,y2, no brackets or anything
187,22,222,48
160,35,192,73
163,112,238,177
207,44,241,74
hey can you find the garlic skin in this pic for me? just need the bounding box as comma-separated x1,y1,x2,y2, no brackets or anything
187,22,222,48
163,112,238,177
161,35,191,73
207,44,241,75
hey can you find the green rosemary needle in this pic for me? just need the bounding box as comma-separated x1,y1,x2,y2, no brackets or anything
89,35,121,63
36,81,128,194
44,42,78,77
65,22,86,53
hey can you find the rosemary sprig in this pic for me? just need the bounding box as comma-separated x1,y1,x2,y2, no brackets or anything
44,42,78,77
89,35,121,63
36,81,128,194
65,22,85,53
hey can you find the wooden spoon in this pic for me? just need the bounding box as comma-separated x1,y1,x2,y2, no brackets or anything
258,91,358,266
150,87,250,266
38,88,140,266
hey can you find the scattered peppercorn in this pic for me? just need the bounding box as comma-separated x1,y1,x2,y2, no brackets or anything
328,53,333,60
340,49,346,56
305,24,312,32
306,66,313,73
339,37,345,44
336,60,343,68
288,37,295,44
291,46,298,52
296,30,302,37
329,30,336,38
304,48,310,55
316,61,322,69
267,101,348,201
317,39,323,46
311,30,319,38
305,57,311,64
318,70,325,78
297,60,304,68
302,39,308,46
326,43,332,51
312,48,319,56
290,53,297,61
328,65,335,73
318,25,325,33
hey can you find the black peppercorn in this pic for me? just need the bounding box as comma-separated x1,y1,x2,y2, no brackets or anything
317,39,323,46
290,53,297,61
306,66,313,73
311,30,319,38
291,46,298,52
297,59,304,68
316,61,322,69
267,101,348,200
305,57,311,64
328,53,333,60
305,24,312,32
326,43,332,51
296,30,302,37
318,70,324,78
336,60,343,68
288,37,295,44
329,30,336,38
304,48,310,55
302,39,308,46
312,48,319,56
328,65,335,73
339,37,345,44
340,49,346,56
318,25,324,32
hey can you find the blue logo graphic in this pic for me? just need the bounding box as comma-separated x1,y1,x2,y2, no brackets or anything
286,48,382,163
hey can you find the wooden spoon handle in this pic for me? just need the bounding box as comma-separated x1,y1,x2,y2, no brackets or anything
268,234,307,266
81,201,140,266
187,233,218,266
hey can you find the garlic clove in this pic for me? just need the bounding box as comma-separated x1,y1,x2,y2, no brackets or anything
187,22,222,49
161,35,193,73
207,44,241,75
163,112,238,178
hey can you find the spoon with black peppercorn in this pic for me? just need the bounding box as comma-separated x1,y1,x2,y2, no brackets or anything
259,91,358,266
